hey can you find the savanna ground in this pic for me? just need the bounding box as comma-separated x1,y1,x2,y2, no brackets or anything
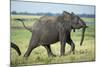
11,15,95,66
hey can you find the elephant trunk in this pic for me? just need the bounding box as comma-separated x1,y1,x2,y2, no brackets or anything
80,26,86,46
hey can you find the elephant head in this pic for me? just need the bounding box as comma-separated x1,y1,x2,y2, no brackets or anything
71,12,88,46
59,11,87,46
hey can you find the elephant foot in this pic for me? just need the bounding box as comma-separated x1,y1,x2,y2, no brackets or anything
23,54,29,60
24,54,26,57
66,50,75,55
24,53,29,57
48,53,56,57
59,53,66,57
73,51,75,54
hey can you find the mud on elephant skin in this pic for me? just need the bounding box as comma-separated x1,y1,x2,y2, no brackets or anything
15,11,87,57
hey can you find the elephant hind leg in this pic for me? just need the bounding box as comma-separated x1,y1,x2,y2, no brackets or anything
11,42,21,56
43,45,56,57
24,40,39,58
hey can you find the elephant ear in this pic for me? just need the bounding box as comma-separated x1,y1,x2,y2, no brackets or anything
71,12,76,32
63,11,71,22
57,11,72,31
71,12,75,19
71,12,75,16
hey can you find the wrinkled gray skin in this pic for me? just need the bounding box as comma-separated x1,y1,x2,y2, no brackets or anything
16,11,87,57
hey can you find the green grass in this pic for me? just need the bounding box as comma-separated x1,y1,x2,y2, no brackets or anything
10,15,95,66
81,17,95,22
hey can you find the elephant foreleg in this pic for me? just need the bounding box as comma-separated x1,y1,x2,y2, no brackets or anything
65,32,75,54
43,45,56,57
60,42,66,56
66,35,75,54
59,28,66,56
67,40,75,54
60,33,66,56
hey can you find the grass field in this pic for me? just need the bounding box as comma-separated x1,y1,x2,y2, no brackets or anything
11,15,95,66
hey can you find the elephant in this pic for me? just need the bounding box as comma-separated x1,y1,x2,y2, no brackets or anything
15,11,87,57
11,42,21,56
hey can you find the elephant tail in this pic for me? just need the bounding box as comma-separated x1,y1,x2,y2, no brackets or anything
11,42,21,56
15,19,32,32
